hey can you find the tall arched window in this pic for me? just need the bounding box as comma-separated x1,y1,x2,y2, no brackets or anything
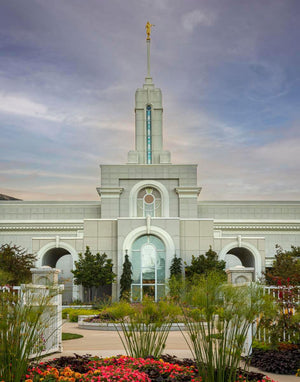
137,187,161,217
131,235,166,301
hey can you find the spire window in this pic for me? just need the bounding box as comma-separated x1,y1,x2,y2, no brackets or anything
146,105,152,164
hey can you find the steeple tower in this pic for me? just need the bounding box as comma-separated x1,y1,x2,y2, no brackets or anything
128,23,171,165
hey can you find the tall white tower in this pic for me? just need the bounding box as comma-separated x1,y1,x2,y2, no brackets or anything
128,22,171,165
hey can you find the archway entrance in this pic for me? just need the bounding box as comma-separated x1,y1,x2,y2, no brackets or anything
130,235,166,301
225,247,255,270
42,247,73,304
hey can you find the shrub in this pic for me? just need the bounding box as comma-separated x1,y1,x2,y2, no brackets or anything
67,309,100,322
258,282,300,347
0,285,60,382
250,346,300,375
185,247,226,280
62,307,74,319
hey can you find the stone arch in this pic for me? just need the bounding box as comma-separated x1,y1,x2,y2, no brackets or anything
122,225,175,271
219,241,262,279
122,226,175,300
129,180,169,217
37,242,79,303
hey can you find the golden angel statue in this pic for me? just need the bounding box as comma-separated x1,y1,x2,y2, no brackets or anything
145,21,155,40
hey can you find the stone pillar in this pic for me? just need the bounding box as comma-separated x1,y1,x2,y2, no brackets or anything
226,265,254,285
31,266,60,285
226,265,255,356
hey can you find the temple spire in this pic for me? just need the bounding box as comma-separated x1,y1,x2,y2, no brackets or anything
145,21,154,84
127,22,171,165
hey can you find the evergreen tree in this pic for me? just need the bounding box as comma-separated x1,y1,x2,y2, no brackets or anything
72,246,116,301
169,255,183,300
120,252,133,301
185,246,226,280
169,255,183,279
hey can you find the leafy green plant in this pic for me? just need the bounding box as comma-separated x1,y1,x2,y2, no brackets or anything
110,298,180,358
185,247,226,280
0,243,36,285
92,295,112,310
0,285,59,382
71,246,116,302
258,282,300,347
178,273,275,382
264,245,300,285
250,346,300,375
68,308,100,322
62,307,74,319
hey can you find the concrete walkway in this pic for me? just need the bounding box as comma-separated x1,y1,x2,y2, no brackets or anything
45,322,298,382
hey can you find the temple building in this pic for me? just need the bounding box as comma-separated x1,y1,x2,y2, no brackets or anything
1,27,300,302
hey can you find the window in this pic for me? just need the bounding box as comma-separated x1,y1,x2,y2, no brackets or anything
146,105,152,164
131,235,166,301
137,187,161,217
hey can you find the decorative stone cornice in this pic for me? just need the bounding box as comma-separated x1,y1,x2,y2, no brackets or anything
214,221,300,231
175,187,202,198
0,222,83,231
96,187,124,198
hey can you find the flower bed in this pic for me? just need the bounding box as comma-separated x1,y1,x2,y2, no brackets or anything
23,355,277,382
250,344,300,375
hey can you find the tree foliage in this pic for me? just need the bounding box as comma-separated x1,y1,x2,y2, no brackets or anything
169,255,183,279
185,246,226,280
120,253,133,301
71,246,116,289
264,245,300,286
0,244,36,285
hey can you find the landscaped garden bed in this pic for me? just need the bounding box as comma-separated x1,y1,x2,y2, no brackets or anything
249,344,300,375
25,354,276,382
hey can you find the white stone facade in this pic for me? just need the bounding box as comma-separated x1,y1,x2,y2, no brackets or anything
1,38,299,303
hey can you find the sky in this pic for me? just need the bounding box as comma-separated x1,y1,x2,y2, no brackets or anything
0,0,299,201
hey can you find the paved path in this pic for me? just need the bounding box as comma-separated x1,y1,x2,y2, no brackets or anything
45,322,298,382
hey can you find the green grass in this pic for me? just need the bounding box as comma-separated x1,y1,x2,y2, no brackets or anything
62,332,83,341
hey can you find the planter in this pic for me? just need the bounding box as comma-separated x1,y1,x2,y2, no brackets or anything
78,315,186,331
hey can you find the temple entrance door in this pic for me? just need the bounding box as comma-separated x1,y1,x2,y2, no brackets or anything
130,235,166,301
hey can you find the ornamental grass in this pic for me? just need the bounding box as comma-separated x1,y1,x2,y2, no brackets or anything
108,297,180,358
177,273,275,382
0,286,60,382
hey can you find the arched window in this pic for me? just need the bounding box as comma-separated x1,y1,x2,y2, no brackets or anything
130,235,166,301
137,187,161,217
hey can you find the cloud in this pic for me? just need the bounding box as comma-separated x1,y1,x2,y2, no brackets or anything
0,168,96,181
182,9,216,31
0,93,63,121
0,1,298,201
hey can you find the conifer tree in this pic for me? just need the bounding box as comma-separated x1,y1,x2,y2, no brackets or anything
169,254,183,279
120,252,133,301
